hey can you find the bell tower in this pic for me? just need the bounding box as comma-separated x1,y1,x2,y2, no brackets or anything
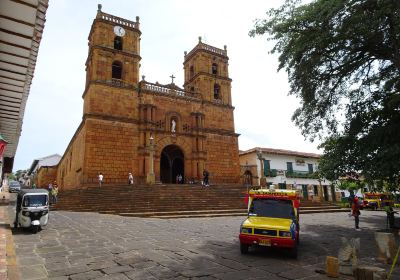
83,5,141,119
183,37,232,105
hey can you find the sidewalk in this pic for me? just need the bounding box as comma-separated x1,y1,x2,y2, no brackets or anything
0,187,19,280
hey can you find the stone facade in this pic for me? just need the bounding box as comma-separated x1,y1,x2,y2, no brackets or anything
57,9,240,190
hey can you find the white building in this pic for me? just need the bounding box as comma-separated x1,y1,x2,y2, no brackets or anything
239,147,340,202
27,154,61,186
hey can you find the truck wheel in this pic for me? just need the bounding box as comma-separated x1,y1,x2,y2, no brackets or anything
289,245,298,258
240,243,249,254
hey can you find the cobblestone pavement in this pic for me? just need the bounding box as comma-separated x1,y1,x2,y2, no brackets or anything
5,199,400,280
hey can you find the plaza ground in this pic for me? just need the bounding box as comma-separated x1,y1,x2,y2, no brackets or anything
2,194,400,280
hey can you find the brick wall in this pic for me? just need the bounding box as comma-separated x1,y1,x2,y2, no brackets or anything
82,118,139,186
57,124,86,190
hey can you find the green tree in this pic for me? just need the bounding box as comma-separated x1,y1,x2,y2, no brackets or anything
250,0,400,188
7,173,16,181
15,169,26,180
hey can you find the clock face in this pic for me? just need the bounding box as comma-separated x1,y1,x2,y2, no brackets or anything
113,26,126,37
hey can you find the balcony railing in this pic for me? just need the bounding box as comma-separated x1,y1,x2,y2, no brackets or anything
264,169,278,177
286,170,315,179
140,81,201,99
264,169,316,179
185,42,227,59
97,11,139,29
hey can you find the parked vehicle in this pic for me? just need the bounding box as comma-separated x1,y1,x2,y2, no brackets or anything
239,188,300,258
363,192,394,210
8,181,21,193
15,189,49,233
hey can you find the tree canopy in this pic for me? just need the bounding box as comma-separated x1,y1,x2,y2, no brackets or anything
250,0,400,188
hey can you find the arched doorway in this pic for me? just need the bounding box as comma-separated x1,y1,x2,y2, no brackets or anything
243,170,252,186
160,145,184,183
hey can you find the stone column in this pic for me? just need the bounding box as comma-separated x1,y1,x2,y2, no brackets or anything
256,149,266,186
146,106,151,121
146,135,155,184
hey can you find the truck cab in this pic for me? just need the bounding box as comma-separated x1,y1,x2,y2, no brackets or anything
239,188,300,257
364,192,394,210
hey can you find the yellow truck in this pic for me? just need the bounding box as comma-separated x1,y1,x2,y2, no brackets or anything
363,192,394,210
239,188,300,258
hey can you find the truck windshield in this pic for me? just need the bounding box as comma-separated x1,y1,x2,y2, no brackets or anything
23,195,48,207
249,199,295,219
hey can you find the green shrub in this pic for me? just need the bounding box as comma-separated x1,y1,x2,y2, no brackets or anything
339,202,350,208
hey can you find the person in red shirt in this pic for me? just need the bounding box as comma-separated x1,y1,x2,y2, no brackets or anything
352,197,361,230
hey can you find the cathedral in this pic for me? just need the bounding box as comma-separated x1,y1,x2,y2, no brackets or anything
56,6,240,189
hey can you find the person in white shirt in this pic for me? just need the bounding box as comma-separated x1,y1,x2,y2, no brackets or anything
98,173,104,187
128,173,134,185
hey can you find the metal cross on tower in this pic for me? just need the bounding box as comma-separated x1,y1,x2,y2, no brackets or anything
170,74,176,84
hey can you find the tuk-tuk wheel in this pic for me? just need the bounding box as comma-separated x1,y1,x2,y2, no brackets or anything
32,225,39,234
240,243,249,254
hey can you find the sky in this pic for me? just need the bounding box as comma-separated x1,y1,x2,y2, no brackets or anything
13,0,321,171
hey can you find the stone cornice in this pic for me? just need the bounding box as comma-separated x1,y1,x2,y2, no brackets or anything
138,127,239,138
85,45,141,66
83,113,139,125
183,71,232,87
82,80,138,98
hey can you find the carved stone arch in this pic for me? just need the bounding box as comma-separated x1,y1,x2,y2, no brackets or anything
156,136,192,184
156,135,191,159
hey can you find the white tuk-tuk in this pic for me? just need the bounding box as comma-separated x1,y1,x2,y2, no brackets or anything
15,189,49,233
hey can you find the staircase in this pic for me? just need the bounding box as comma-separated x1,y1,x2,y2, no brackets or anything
51,184,348,218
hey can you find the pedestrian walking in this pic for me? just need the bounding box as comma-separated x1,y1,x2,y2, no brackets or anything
351,197,361,230
52,184,59,204
203,169,209,187
48,182,53,204
128,173,134,185
384,202,398,229
98,173,104,187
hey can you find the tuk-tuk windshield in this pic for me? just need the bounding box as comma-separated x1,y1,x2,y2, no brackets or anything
249,198,295,219
23,195,48,207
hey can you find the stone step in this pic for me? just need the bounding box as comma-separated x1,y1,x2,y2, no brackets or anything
117,208,246,217
53,184,343,218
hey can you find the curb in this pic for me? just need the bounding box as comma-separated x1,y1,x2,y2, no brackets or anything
0,201,20,280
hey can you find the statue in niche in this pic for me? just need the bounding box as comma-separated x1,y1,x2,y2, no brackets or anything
171,119,176,133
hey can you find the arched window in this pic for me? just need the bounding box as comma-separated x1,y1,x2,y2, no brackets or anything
212,63,218,75
189,66,194,78
114,36,123,50
112,61,122,79
214,83,220,99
